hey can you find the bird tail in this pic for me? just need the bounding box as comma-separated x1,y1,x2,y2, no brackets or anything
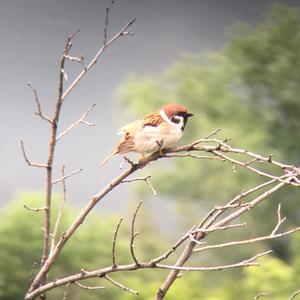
99,148,119,166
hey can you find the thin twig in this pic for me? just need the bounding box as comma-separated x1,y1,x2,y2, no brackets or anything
50,166,68,253
156,250,272,272
290,289,300,300
73,281,105,290
130,200,142,265
271,203,286,235
20,140,48,168
112,218,123,267
194,226,300,253
61,19,136,102
52,168,83,185
27,83,52,124
205,128,221,139
56,103,97,140
104,275,139,295
63,54,84,64
254,292,271,299
24,205,48,212
192,222,246,234
163,153,224,162
29,262,38,283
212,150,298,186
104,1,114,45
62,283,70,300
122,175,157,196
150,225,197,265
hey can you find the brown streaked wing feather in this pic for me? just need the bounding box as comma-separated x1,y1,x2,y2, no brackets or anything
142,112,164,127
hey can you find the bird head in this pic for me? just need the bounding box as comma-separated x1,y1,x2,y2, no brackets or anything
161,103,193,130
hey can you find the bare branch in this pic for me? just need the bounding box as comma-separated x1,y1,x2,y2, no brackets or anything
122,175,157,196
254,292,271,299
155,180,290,300
27,83,52,124
37,30,82,296
205,128,221,139
20,140,48,168
73,281,105,290
29,163,139,294
164,153,224,162
156,250,272,272
63,54,84,64
271,203,286,235
61,18,136,102
61,68,68,81
104,275,139,295
103,1,114,46
192,222,246,235
290,289,300,300
24,205,48,212
50,166,68,253
29,262,38,283
194,226,300,253
212,150,297,186
23,249,272,300
112,218,123,267
56,103,97,140
130,200,142,265
150,225,197,265
197,178,279,231
52,168,83,185
62,283,70,300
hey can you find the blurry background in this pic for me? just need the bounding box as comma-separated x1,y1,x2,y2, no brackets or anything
1,0,300,299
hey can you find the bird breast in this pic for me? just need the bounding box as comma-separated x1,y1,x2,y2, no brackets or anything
133,122,183,154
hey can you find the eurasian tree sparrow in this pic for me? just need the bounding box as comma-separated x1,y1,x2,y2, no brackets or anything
100,103,193,165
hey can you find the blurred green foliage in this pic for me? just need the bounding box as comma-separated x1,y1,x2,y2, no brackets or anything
1,193,300,299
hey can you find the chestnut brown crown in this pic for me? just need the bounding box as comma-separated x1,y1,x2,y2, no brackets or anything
162,103,193,118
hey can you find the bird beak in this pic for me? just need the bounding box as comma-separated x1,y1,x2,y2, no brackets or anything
185,112,193,118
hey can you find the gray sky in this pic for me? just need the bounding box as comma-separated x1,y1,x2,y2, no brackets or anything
1,0,299,213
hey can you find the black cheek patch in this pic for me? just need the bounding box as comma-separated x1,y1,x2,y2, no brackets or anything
171,116,180,124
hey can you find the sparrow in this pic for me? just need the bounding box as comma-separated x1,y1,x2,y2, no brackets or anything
100,103,193,166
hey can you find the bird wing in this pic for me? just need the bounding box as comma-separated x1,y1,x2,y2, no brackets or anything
119,112,164,136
